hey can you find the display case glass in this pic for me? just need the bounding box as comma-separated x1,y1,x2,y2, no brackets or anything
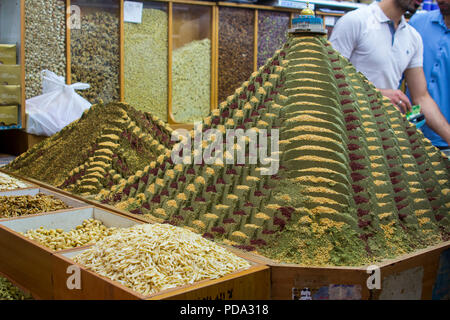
71,0,120,104
124,1,168,121
257,10,290,68
218,6,254,104
24,0,66,100
171,3,212,124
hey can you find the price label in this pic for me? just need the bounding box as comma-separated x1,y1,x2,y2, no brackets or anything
324,16,336,26
124,1,143,24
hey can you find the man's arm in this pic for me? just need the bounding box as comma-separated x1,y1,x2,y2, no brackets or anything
329,12,360,59
405,67,450,146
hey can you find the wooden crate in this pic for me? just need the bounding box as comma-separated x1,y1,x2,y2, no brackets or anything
0,206,143,299
240,242,450,300
52,246,270,300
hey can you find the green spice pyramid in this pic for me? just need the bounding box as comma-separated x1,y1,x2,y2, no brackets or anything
6,103,174,196
93,34,450,266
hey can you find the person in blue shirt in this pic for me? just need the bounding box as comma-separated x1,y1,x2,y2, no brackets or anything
330,0,450,147
409,0,450,152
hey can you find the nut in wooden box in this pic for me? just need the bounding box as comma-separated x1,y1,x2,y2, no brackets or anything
0,85,21,105
0,65,21,85
0,205,143,299
0,105,18,126
0,44,17,65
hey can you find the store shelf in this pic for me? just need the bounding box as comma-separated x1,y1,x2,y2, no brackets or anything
0,169,272,300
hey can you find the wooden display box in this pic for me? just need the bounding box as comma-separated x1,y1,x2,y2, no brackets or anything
0,206,143,299
52,246,270,300
241,242,450,300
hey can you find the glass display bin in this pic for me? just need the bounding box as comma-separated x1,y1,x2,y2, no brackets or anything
71,0,120,104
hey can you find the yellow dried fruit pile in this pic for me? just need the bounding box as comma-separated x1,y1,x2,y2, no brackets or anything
73,223,250,296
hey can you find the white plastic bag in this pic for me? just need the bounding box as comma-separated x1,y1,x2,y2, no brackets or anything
25,70,91,136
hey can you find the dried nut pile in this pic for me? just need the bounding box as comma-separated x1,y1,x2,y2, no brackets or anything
71,10,120,104
0,277,32,300
124,8,168,120
21,219,118,251
73,223,251,296
172,39,211,123
0,193,70,218
25,0,66,99
0,172,28,191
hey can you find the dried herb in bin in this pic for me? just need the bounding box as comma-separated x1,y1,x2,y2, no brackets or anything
218,7,255,103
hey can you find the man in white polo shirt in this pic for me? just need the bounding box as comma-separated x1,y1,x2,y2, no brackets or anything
330,0,450,146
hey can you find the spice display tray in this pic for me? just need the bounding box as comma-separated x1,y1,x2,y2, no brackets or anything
0,187,89,210
0,170,156,223
0,206,144,299
52,245,270,300
239,241,450,300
